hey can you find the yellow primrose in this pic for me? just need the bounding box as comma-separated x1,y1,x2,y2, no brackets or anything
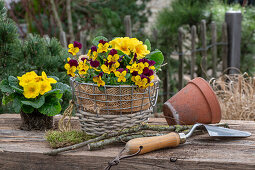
39,81,52,95
126,62,138,73
97,42,110,53
68,44,79,56
77,60,89,75
110,37,131,55
114,71,127,82
129,38,143,52
133,44,150,59
41,71,57,84
107,54,119,62
64,63,76,77
17,71,38,87
23,82,40,99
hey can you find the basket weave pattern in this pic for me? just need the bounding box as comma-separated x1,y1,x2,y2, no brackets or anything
71,78,159,135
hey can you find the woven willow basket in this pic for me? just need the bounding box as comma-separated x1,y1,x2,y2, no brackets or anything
70,78,159,136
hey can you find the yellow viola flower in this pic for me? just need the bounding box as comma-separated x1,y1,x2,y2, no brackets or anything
77,60,89,75
134,75,148,88
41,71,57,84
133,44,150,59
93,76,105,87
39,81,52,95
101,64,111,74
17,71,38,87
64,63,76,77
87,49,98,60
97,40,110,53
137,62,146,74
68,44,79,56
114,71,127,82
107,54,119,62
126,62,138,73
23,82,40,99
149,75,155,81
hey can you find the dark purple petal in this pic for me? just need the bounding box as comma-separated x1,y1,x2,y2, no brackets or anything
74,41,82,49
148,70,154,76
116,68,124,73
81,57,86,61
131,71,138,76
108,61,115,67
140,74,150,82
109,49,117,56
138,58,150,63
125,68,128,72
68,59,78,67
143,67,149,75
91,46,97,52
98,72,104,77
99,39,107,45
90,60,100,68
133,54,137,62
148,60,156,66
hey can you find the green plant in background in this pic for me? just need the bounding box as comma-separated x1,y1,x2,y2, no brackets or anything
207,0,255,75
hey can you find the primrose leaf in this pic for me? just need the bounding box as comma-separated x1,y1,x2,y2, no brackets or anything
0,79,14,93
92,36,108,46
144,39,151,51
8,76,23,93
146,49,164,67
38,97,61,116
21,96,45,109
22,105,34,114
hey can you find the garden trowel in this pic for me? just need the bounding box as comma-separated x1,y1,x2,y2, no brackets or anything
126,123,251,155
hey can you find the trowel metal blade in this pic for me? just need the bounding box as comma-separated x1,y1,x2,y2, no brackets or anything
203,124,251,137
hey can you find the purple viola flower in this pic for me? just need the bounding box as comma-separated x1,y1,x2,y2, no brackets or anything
148,60,156,66
118,55,124,62
108,61,115,67
140,74,150,82
73,41,82,49
109,49,117,56
81,57,86,62
116,68,124,73
131,71,138,76
99,39,108,45
68,59,78,67
98,72,104,77
138,58,149,63
91,46,97,52
90,60,100,68
143,67,150,75
148,70,154,76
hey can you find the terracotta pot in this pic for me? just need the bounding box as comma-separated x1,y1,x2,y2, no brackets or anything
163,77,221,125
20,110,53,130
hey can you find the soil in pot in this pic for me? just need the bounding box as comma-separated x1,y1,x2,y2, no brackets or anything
20,110,53,130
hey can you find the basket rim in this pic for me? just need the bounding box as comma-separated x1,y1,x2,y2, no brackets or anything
70,77,159,88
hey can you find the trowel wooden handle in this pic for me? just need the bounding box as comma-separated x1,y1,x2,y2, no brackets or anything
125,132,184,155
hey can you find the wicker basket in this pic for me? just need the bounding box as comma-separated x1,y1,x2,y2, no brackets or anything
70,78,159,135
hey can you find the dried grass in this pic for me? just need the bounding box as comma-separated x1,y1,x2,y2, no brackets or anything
210,73,255,121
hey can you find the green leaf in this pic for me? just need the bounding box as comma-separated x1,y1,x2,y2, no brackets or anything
52,82,71,94
22,105,34,114
146,49,164,67
2,94,14,105
48,76,59,81
38,97,61,116
21,96,45,109
144,39,151,51
92,36,108,46
44,89,61,97
13,97,22,113
0,79,14,93
8,76,23,93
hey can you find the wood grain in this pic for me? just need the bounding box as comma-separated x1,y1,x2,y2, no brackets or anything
0,114,254,169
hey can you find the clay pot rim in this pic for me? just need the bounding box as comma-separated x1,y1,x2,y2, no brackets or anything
188,77,221,123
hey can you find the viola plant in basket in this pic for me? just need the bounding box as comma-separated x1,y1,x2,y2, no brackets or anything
0,71,71,130
64,37,164,136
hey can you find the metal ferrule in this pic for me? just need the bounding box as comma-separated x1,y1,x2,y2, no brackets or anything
179,133,186,144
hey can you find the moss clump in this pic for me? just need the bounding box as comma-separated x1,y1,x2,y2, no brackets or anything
45,130,96,148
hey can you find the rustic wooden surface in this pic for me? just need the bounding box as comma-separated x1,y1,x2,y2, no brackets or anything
0,114,255,170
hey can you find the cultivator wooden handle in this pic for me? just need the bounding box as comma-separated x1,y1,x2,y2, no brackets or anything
125,132,186,155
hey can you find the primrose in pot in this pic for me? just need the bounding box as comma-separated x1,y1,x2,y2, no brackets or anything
0,71,71,130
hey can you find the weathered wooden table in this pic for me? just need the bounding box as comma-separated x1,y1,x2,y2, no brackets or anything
0,114,254,170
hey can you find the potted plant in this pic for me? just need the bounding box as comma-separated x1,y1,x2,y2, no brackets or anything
0,71,71,130
65,37,164,136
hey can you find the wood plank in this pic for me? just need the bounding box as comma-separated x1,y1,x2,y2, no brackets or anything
191,25,196,79
0,114,254,169
211,22,217,78
124,15,132,37
178,27,184,90
201,20,207,79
